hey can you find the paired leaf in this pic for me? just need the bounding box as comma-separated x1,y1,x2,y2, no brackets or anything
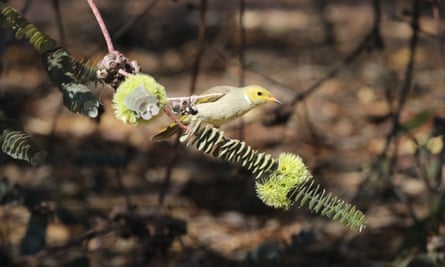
0,3,99,118
0,112,46,165
0,3,56,53
289,180,366,232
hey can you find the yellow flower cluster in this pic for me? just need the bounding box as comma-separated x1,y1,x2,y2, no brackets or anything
112,74,167,125
256,153,312,209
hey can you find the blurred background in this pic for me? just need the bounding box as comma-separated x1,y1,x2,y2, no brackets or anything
1,0,445,266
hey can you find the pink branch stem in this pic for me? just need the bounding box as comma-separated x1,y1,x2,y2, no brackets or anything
86,0,114,52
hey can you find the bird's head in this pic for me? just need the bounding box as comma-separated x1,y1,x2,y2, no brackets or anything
244,85,281,105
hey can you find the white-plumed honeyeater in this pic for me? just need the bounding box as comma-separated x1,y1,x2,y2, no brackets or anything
151,85,280,141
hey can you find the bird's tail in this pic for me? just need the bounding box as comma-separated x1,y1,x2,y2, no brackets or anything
150,123,183,142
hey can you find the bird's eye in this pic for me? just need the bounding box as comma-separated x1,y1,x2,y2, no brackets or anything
257,91,263,96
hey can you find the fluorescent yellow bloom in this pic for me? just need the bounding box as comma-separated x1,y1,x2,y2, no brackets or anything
113,74,167,125
256,153,312,209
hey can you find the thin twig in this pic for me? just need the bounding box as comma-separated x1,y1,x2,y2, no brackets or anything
381,0,420,170
362,0,421,199
434,135,445,188
396,0,419,115
371,0,384,49
86,0,114,52
238,0,246,87
158,0,207,205
19,225,117,260
316,0,336,45
158,138,180,205
115,167,133,209
237,0,246,140
113,0,161,42
392,14,442,41
409,131,437,192
51,0,66,47
291,29,377,106
432,1,445,66
189,0,207,95
213,50,297,94
291,0,382,106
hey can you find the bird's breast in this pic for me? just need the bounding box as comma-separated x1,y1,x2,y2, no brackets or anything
193,92,253,126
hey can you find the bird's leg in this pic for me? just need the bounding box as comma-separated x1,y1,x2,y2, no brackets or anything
162,106,189,131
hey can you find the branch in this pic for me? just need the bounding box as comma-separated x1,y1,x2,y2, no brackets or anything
113,0,161,42
238,0,246,87
379,0,420,168
189,0,207,95
181,122,367,231
86,0,114,52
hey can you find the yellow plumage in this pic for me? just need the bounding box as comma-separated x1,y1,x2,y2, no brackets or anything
151,85,280,142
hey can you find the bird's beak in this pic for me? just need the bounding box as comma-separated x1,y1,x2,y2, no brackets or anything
268,96,281,104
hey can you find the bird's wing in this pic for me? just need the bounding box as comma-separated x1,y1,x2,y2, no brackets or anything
195,92,226,104
195,86,233,104
200,85,234,96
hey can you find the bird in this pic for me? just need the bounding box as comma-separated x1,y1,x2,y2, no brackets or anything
151,85,280,142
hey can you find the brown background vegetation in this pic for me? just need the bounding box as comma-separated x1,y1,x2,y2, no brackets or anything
1,0,445,266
